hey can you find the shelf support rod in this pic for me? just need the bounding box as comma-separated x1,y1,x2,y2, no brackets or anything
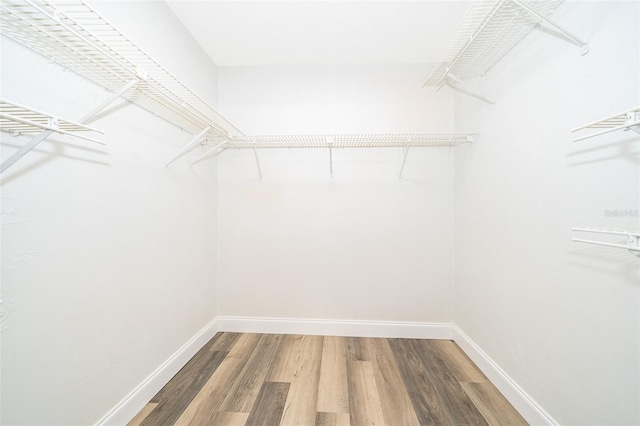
165,126,211,167
1,79,138,175
0,130,54,174
510,0,589,53
188,139,229,166
329,145,333,177
328,138,333,177
399,141,410,179
0,113,104,144
572,228,640,258
571,107,640,132
79,79,139,123
20,1,243,138
446,73,495,105
252,141,262,181
573,238,640,255
573,120,640,142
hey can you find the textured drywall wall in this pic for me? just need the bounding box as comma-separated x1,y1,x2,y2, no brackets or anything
217,65,457,323
454,1,639,424
0,2,220,424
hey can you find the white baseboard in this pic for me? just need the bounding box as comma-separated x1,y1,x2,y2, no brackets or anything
453,326,557,426
218,316,454,339
95,317,219,426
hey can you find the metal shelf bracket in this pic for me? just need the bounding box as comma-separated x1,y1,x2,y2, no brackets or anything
572,228,640,258
510,0,589,55
423,0,588,100
252,140,262,181
446,73,495,105
165,126,212,167
399,139,411,179
0,80,138,174
188,139,229,166
572,107,640,142
328,137,334,177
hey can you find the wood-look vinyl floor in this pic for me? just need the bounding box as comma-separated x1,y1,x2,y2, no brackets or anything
129,333,527,426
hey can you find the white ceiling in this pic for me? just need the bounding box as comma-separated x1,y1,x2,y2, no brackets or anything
166,1,472,67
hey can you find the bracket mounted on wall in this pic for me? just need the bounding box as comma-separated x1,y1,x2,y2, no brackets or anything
0,0,245,173
0,99,104,144
0,97,117,174
423,0,589,105
572,227,640,258
571,107,640,142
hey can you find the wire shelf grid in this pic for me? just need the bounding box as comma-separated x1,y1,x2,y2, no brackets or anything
0,98,103,144
423,0,564,86
221,133,474,149
0,0,244,137
571,107,640,142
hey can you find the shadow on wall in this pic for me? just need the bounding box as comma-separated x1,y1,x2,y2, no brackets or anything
0,137,111,185
567,136,640,167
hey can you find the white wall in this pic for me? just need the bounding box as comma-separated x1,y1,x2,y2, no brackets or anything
0,2,220,424
454,1,639,425
217,65,457,323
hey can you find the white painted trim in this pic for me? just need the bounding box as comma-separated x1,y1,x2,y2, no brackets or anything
453,326,557,426
95,317,220,426
218,316,454,339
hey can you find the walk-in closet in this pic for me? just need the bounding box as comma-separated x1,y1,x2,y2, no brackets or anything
1,0,638,425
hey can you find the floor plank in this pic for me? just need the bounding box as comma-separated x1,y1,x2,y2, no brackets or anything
245,382,290,426
267,334,323,382
366,338,421,426
279,335,323,425
389,338,453,425
412,339,488,426
434,340,486,383
141,350,228,425
127,403,157,426
317,336,349,413
266,334,302,382
150,333,224,404
219,334,284,413
461,382,528,426
210,332,242,352
174,333,261,425
347,360,386,426
315,412,351,426
206,411,250,426
279,359,321,425
345,336,369,362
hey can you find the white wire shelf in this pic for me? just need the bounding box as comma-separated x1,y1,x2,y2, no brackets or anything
0,98,103,144
423,0,587,102
189,133,474,179
0,0,244,138
572,227,640,258
220,133,475,149
571,107,640,142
